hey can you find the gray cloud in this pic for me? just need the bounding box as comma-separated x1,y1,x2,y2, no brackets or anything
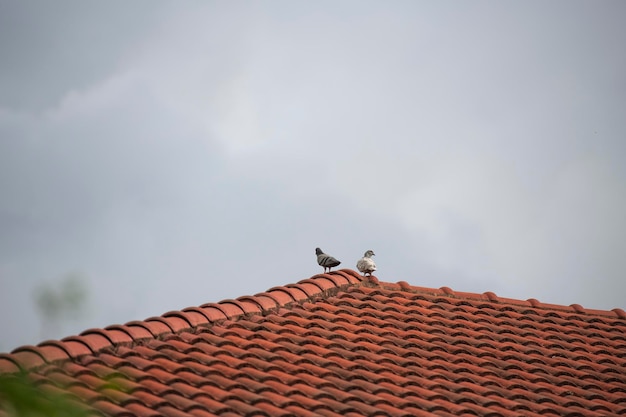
1,1,625,351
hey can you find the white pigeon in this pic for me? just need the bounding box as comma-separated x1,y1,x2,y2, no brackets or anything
316,247,341,273
356,250,376,276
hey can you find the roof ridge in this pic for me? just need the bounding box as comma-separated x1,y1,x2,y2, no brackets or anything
0,269,365,373
2,269,624,374
378,280,626,319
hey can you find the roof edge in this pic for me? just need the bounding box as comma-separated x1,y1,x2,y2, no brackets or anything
3,270,622,374
0,269,364,373
378,280,626,319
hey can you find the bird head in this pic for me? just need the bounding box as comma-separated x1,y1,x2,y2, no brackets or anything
364,250,375,257
315,248,323,255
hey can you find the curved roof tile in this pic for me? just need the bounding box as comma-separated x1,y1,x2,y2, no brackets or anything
1,269,625,417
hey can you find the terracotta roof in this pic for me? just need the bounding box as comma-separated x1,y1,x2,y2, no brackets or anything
1,269,625,416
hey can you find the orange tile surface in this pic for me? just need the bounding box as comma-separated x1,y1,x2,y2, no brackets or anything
1,270,625,416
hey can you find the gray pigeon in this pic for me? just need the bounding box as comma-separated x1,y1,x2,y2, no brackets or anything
356,250,376,276
315,247,341,273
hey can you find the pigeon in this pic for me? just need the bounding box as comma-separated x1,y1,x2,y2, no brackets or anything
315,247,341,273
356,250,376,276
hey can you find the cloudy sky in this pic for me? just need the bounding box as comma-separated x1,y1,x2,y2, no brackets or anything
1,1,625,351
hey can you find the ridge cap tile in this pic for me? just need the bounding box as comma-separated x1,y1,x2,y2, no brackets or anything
59,335,108,354
125,319,172,337
280,284,316,300
179,306,220,324
81,327,134,346
162,310,203,328
28,341,73,363
8,345,51,370
264,286,302,305
299,276,343,293
222,298,264,315
145,315,186,333
213,300,248,317
287,282,325,299
316,272,351,287
105,323,153,341
237,294,279,311
0,355,22,373
611,308,626,319
194,304,230,322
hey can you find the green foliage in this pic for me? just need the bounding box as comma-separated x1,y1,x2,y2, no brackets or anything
0,371,91,417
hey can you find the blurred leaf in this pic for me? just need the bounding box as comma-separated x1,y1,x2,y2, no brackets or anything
0,371,91,417
59,273,87,313
33,272,89,341
33,273,87,319
33,285,63,319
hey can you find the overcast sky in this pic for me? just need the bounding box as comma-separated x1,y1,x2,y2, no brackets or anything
1,1,625,351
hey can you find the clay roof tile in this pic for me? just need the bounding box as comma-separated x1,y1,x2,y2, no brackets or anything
1,269,624,416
